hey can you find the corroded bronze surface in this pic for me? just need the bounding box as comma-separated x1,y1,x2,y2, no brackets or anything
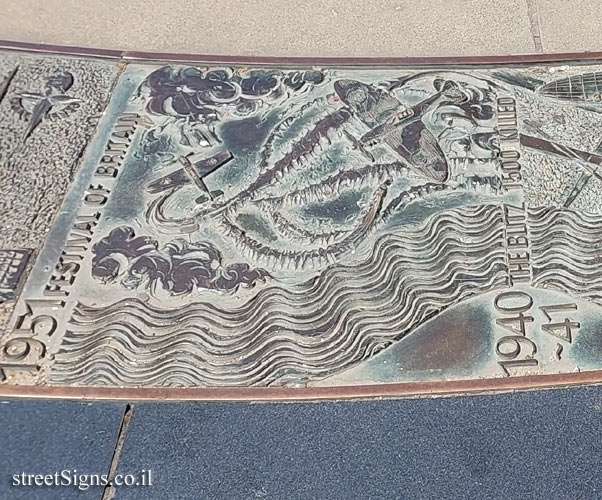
3,49,602,399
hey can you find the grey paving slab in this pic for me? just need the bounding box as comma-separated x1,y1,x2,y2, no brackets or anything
0,0,535,57
538,0,602,54
115,386,602,500
0,400,125,499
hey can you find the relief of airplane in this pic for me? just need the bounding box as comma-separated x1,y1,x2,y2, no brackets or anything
11,72,82,143
146,149,232,203
334,79,466,183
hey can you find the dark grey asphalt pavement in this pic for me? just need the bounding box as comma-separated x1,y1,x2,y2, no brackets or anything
0,400,125,500
1,386,602,499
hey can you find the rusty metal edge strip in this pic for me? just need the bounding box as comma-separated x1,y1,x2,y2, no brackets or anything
1,370,602,402
3,38,602,66
119,50,602,67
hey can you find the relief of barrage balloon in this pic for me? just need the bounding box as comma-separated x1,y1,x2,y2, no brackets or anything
538,72,602,105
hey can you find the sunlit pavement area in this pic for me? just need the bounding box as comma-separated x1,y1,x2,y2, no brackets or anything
0,0,602,57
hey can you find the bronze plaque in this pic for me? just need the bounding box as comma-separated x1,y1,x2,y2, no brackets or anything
3,55,602,400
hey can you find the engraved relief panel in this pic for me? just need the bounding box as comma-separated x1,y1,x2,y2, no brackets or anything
2,60,602,395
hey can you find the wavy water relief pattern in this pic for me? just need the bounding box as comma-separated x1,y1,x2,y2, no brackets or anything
531,206,602,305
51,205,508,387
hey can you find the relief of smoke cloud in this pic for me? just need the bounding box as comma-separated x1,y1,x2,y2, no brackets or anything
140,66,325,120
54,205,508,387
91,226,269,295
428,81,498,160
137,66,325,150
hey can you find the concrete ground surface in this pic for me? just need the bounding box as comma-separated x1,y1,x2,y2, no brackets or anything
2,386,602,499
0,0,601,57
